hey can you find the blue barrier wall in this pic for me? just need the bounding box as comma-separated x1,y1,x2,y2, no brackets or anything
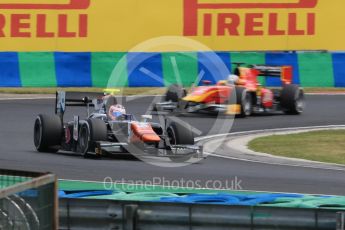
0,51,342,87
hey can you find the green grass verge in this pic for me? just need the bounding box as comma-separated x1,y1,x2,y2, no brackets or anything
0,87,344,95
303,87,345,93
248,130,345,164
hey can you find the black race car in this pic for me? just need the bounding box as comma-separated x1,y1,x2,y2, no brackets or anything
34,91,203,163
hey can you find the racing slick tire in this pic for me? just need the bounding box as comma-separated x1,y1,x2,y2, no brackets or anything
165,84,187,102
280,84,304,115
235,87,253,118
167,121,195,163
78,118,107,158
34,114,62,153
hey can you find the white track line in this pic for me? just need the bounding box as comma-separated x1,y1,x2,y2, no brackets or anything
198,125,345,171
206,152,345,172
196,125,345,142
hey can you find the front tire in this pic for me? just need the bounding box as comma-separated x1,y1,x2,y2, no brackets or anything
167,121,195,163
236,87,253,118
167,122,194,145
34,114,62,153
280,84,304,114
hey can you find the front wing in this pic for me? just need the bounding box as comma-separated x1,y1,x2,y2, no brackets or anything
153,101,241,115
94,141,204,159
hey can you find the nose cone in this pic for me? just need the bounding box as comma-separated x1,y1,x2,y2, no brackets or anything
131,122,161,143
141,133,161,143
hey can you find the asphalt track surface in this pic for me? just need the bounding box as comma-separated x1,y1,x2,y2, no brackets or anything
0,95,345,195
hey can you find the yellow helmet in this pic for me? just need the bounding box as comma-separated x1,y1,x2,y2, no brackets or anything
103,88,120,95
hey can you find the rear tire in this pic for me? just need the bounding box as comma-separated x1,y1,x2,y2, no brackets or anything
34,114,62,153
165,84,186,102
167,121,195,163
236,87,253,118
280,84,304,115
78,119,107,158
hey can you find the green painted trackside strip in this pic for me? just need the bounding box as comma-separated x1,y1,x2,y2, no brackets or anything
230,52,266,85
19,52,56,87
162,52,198,87
57,180,345,209
298,52,334,87
0,175,31,189
91,52,128,87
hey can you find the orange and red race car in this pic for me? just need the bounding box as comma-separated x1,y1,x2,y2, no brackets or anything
154,63,304,117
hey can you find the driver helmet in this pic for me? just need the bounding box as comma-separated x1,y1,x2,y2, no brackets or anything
228,74,239,85
111,104,126,118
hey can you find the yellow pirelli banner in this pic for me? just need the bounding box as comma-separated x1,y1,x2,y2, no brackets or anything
0,0,342,51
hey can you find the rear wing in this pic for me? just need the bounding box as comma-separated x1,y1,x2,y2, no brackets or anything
252,65,293,85
55,91,104,118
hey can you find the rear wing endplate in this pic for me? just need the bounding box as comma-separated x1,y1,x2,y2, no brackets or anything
55,91,104,118
252,65,293,84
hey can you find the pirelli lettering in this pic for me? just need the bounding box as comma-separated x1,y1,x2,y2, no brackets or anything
0,0,89,38
183,0,318,37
